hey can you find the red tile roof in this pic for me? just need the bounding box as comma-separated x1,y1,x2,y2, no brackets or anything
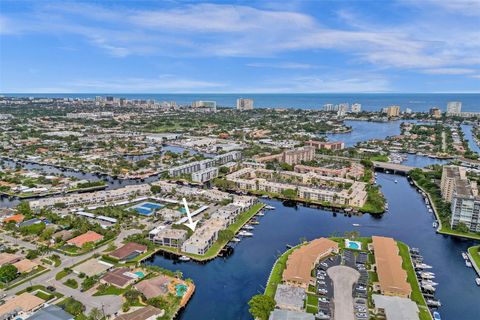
67,231,103,247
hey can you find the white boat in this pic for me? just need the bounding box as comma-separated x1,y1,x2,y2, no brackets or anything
257,212,265,216
264,205,275,210
466,261,472,268
432,221,438,228
394,179,398,183
238,230,253,237
232,237,241,242
352,223,361,227
242,225,254,230
427,299,442,307
462,252,469,260
416,263,433,269
421,280,438,286
475,278,480,286
428,208,433,213
422,284,436,292
179,255,191,262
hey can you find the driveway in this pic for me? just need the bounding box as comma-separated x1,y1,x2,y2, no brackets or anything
327,265,360,320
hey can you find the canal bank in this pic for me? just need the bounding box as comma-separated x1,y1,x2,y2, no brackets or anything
145,172,480,320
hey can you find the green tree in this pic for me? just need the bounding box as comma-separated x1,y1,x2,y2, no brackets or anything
16,201,32,215
0,264,18,283
248,294,275,320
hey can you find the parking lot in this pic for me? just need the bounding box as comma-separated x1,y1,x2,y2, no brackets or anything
314,250,370,320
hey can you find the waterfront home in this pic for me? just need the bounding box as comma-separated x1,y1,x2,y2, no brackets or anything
109,242,148,261
114,306,164,320
134,275,171,299
100,267,139,288
283,238,339,288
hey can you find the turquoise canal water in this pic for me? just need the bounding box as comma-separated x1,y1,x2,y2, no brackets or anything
146,173,480,320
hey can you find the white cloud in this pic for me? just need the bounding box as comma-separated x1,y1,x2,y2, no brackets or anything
1,2,479,74
422,68,477,75
246,62,316,69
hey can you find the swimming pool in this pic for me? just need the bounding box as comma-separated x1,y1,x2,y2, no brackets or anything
345,239,362,250
142,203,163,210
134,271,145,278
176,284,188,297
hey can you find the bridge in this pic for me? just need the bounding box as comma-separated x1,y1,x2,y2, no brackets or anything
372,161,427,174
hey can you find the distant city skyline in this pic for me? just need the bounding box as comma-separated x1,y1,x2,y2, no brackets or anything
1,0,479,93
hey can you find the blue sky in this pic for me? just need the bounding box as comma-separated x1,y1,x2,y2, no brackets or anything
1,0,479,93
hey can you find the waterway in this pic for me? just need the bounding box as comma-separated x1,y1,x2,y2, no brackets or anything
145,172,480,320
326,120,420,147
461,124,480,155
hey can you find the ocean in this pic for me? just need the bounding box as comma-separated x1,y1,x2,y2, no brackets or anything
3,93,480,112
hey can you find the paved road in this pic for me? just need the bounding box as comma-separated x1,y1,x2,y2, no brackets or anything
327,265,360,320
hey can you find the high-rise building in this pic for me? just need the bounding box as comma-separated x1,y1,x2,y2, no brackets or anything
192,101,217,112
405,108,412,114
446,101,462,115
351,103,362,113
337,103,349,116
429,107,442,119
323,104,336,111
382,106,400,117
236,98,254,111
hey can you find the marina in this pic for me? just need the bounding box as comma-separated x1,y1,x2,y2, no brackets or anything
145,173,480,320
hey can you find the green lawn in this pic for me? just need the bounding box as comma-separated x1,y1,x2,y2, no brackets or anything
264,244,303,298
468,245,480,270
94,285,127,296
397,241,432,320
64,278,78,289
56,270,70,280
35,290,54,301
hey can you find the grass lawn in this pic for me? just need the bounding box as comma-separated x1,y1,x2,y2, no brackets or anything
56,270,70,280
305,304,319,314
306,293,318,306
94,285,127,296
35,290,54,301
64,278,78,289
468,245,480,270
264,244,303,298
397,241,432,320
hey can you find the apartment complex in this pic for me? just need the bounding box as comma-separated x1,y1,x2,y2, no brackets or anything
306,140,345,151
191,167,219,183
371,236,411,298
236,98,254,111
294,162,364,180
29,184,150,209
255,147,316,165
429,107,442,119
168,151,241,178
226,168,368,207
442,166,480,232
282,238,339,288
149,228,188,248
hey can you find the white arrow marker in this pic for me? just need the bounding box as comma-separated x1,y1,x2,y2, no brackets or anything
183,197,199,232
